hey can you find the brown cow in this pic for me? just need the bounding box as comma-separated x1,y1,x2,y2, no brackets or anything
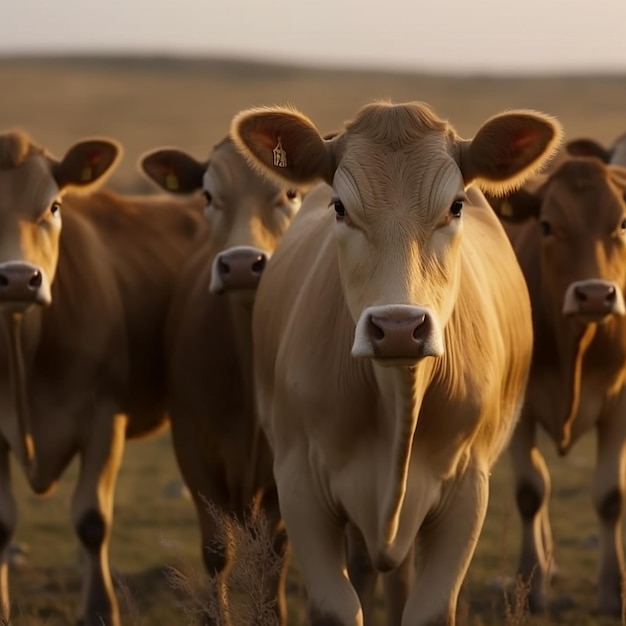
566,132,626,166
231,101,562,626
139,137,305,625
0,130,203,626
490,157,626,616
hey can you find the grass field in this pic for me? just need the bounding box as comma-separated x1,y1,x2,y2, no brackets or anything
1,55,626,625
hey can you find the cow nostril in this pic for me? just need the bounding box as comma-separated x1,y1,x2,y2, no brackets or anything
218,257,230,276
252,255,267,274
574,286,587,303
0,274,8,288
368,317,385,341
29,271,42,289
411,314,427,339
606,286,617,303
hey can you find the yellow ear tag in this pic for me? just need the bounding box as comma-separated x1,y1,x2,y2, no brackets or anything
80,166,93,182
165,172,179,191
499,199,514,218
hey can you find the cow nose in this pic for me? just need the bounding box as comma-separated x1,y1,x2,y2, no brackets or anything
563,279,626,320
209,246,269,294
365,308,441,361
0,261,51,311
574,283,616,308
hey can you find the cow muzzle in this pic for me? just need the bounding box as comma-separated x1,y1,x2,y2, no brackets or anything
352,304,444,364
209,246,269,294
0,261,51,312
562,279,625,322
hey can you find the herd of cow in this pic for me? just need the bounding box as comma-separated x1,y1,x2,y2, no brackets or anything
0,100,625,626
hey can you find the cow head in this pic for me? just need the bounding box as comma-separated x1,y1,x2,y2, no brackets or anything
140,138,303,295
0,130,120,313
232,102,562,365
567,132,626,166
494,157,626,325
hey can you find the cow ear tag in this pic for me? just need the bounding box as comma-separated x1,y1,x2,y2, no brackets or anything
273,137,287,168
165,171,180,191
499,199,514,218
80,166,93,182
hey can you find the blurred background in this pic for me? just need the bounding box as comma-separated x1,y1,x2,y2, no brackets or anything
1,1,626,624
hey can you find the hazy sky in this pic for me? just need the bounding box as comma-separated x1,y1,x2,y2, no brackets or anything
1,0,626,74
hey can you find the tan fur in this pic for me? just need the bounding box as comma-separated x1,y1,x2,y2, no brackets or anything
231,101,563,625
504,156,626,615
0,135,203,626
0,130,44,169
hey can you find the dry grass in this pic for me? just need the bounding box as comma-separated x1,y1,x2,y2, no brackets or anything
1,55,626,625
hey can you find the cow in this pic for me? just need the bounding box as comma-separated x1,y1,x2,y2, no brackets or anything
139,137,305,625
566,132,626,166
230,101,562,626
0,130,204,626
490,156,626,616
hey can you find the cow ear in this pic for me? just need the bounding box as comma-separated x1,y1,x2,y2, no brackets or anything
488,187,542,222
231,106,335,186
53,139,121,191
140,149,207,194
460,110,563,197
608,165,626,198
566,138,611,162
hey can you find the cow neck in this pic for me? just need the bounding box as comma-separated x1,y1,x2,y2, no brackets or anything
375,363,430,550
557,323,596,454
1,310,37,478
227,294,254,390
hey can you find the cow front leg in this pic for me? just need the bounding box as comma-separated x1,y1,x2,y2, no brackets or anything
381,543,414,626
277,456,362,626
71,410,126,626
255,484,290,626
592,416,626,616
0,442,16,622
169,421,234,626
509,415,553,613
346,523,378,625
403,463,488,626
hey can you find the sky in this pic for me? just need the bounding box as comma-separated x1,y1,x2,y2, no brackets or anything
1,0,626,75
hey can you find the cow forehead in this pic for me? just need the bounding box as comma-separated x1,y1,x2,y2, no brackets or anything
207,140,281,201
335,132,462,222
544,159,624,224
0,154,58,218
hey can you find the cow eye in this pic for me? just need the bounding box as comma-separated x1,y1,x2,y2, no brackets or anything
332,200,346,220
286,189,298,201
450,199,464,218
202,190,213,206
50,201,61,216
539,220,552,237
620,217,626,232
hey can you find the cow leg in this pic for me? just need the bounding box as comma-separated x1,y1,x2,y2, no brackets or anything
592,416,626,616
508,415,553,613
71,410,126,626
169,423,234,626
403,464,488,626
346,523,378,625
277,458,362,626
381,543,414,626
346,523,414,626
0,442,16,622
255,484,290,626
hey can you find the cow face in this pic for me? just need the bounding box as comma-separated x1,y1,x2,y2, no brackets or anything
495,158,626,325
0,131,120,313
140,139,303,295
232,102,562,365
